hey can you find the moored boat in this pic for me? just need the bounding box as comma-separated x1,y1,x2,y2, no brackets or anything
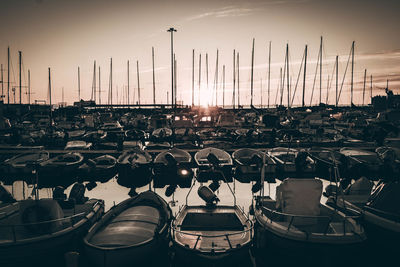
1,151,49,185
84,190,172,267
253,177,366,266
38,152,84,188
171,182,253,265
116,148,152,188
232,148,276,183
78,155,117,183
194,147,233,182
0,184,104,266
153,147,193,189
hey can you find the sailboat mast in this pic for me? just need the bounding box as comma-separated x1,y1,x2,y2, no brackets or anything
137,60,140,106
336,55,338,107
48,68,52,120
215,49,219,106
302,45,307,107
110,58,113,106
268,41,271,109
319,36,322,104
127,60,130,105
233,49,236,109
286,44,290,108
237,52,240,108
275,67,282,106
0,64,3,101
351,41,355,106
7,47,10,104
370,75,373,105
78,66,80,101
206,53,209,98
19,51,22,104
260,79,263,108
153,47,156,105
223,65,225,108
192,49,194,107
363,69,366,106
28,69,30,105
198,54,201,106
98,66,101,105
250,38,255,107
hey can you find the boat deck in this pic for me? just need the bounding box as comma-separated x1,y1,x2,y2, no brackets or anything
173,205,252,252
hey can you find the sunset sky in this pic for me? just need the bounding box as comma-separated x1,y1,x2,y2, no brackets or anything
0,0,399,107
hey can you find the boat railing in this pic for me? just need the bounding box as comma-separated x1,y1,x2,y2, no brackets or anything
0,211,89,243
260,205,362,236
171,219,254,251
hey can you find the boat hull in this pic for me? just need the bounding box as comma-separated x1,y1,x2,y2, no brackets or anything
0,199,104,267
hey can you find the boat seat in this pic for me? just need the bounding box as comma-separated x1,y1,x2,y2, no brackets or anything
276,178,322,225
344,177,373,196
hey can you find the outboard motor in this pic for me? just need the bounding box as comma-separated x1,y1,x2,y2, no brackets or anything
165,152,178,166
165,185,177,197
250,153,263,168
198,185,219,206
69,182,87,204
53,186,66,201
207,153,220,167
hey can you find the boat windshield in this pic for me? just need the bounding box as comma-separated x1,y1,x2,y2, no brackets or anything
180,212,244,231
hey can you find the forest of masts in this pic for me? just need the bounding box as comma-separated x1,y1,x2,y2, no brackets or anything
0,36,387,109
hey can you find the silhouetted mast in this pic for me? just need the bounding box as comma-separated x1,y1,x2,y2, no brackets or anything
363,69,367,106
260,79,263,108
78,66,80,101
250,38,255,107
302,45,307,107
48,68,52,119
137,60,140,106
0,64,3,101
18,51,22,104
109,58,113,106
127,60,130,105
370,75,373,105
98,66,101,104
286,44,290,108
233,49,236,109
91,60,96,102
214,49,219,106
152,47,156,105
268,41,271,108
192,49,194,106
223,64,225,108
237,52,240,108
351,41,355,106
7,46,10,104
335,55,338,107
206,53,209,99
319,36,323,105
198,53,201,106
28,69,30,105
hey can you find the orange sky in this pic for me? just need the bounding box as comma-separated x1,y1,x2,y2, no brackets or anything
0,0,399,107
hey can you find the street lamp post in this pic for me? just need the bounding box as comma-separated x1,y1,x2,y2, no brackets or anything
167,27,177,109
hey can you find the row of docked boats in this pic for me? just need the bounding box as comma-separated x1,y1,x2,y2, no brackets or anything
0,145,399,266
0,144,395,190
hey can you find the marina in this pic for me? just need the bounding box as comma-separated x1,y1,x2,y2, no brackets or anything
1,1,400,266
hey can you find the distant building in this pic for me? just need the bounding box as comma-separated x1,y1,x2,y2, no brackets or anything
73,100,96,108
372,89,400,111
